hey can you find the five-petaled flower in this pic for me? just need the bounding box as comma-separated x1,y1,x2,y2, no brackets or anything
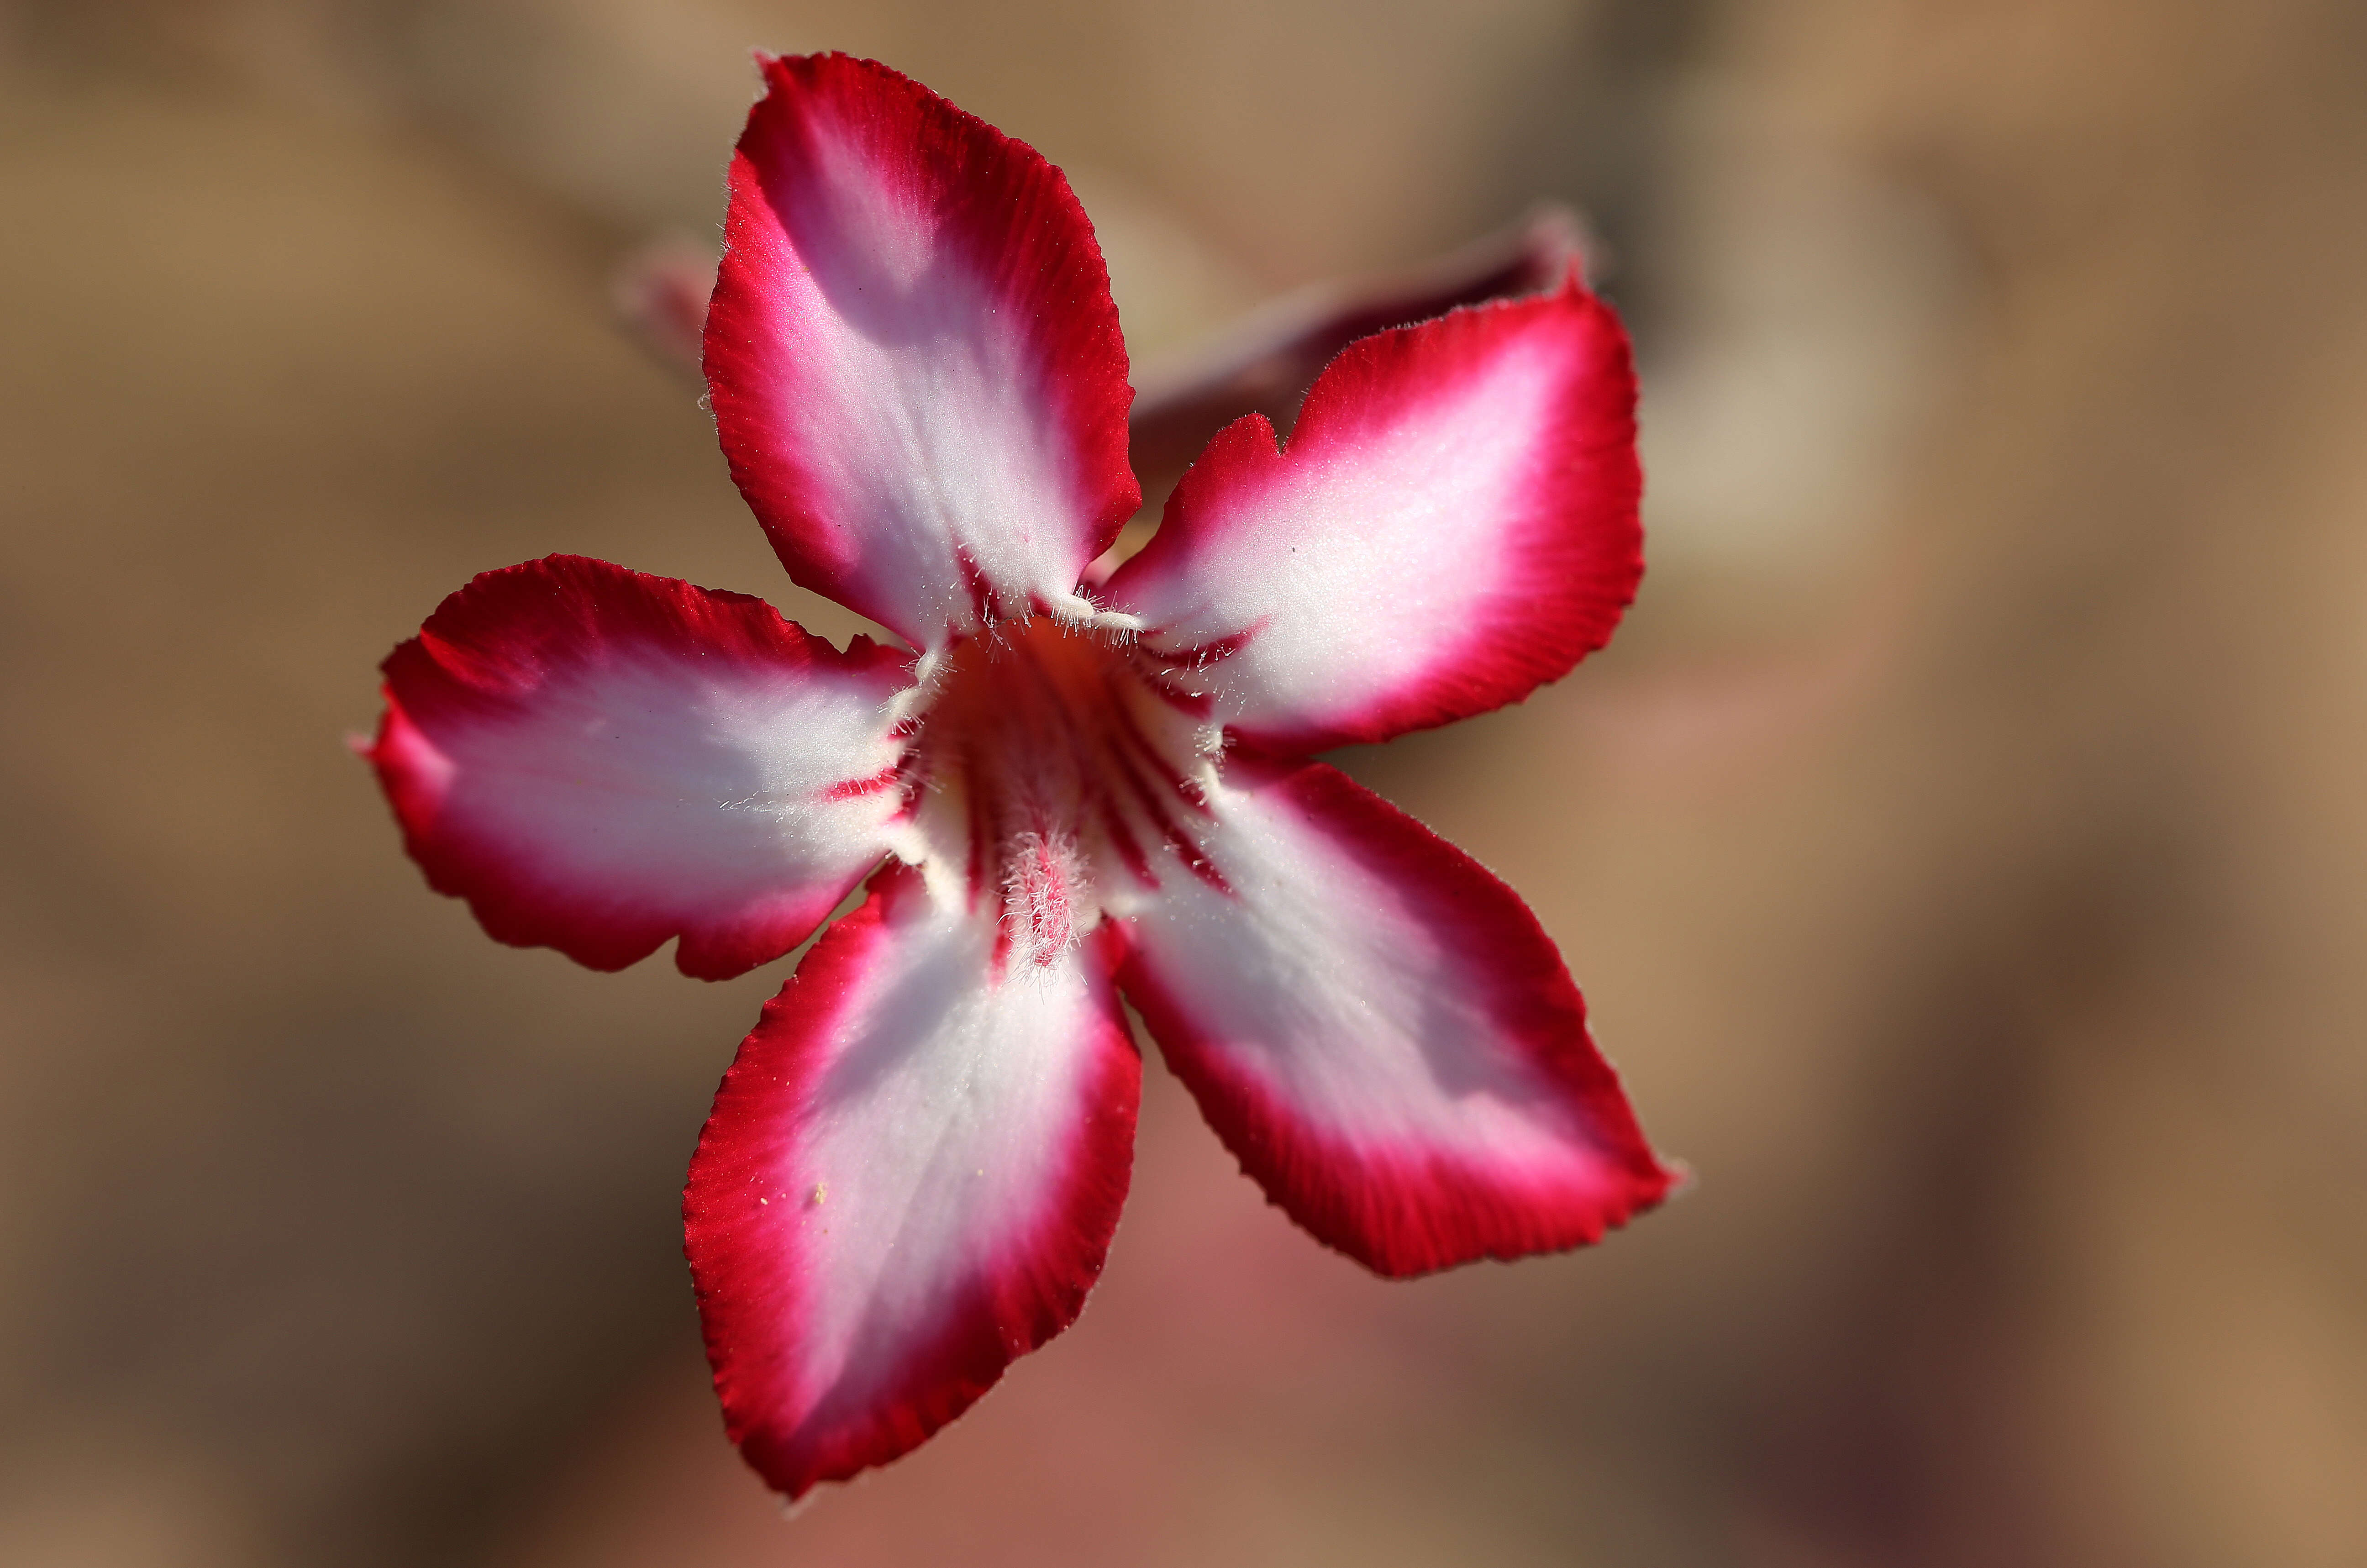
367,53,1676,1500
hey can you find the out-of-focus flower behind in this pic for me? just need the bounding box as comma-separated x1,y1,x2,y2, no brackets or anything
4,2,2366,1565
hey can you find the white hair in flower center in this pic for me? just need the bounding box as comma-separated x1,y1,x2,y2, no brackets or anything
903,615,1220,979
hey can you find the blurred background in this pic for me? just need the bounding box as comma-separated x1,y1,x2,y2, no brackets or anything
4,0,2365,1563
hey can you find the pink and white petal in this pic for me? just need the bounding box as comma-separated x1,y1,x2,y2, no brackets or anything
704,53,1140,650
1102,276,1641,752
684,864,1139,1499
1107,757,1673,1279
368,555,913,981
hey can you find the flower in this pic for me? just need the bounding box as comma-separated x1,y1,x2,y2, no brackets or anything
366,52,1674,1500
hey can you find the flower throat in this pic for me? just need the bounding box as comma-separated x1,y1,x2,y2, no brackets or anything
913,616,1222,974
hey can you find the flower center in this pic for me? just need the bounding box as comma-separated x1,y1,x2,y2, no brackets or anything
911,616,1218,972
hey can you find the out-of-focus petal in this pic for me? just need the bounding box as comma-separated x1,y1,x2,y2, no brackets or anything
1123,203,1590,484
684,864,1139,1498
1103,277,1640,752
368,555,911,981
1107,756,1673,1278
705,53,1140,650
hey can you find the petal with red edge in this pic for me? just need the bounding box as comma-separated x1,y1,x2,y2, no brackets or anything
705,53,1140,649
1108,756,1673,1278
1104,276,1641,751
368,555,913,981
684,864,1139,1499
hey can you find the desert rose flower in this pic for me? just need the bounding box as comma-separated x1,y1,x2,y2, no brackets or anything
367,52,1675,1500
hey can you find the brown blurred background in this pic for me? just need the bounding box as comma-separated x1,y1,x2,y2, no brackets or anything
5,1,2365,1564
